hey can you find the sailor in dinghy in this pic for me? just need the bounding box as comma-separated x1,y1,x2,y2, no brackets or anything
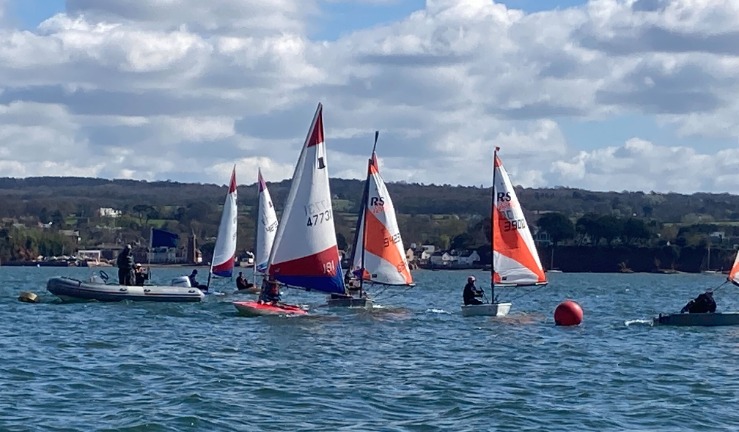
654,248,739,326
328,131,414,308
461,147,547,317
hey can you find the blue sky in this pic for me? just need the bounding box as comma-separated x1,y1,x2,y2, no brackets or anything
6,0,65,28
0,0,737,193
8,0,590,32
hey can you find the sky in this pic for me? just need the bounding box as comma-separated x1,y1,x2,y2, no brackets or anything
0,0,738,193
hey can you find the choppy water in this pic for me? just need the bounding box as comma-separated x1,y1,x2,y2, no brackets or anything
2,266,738,431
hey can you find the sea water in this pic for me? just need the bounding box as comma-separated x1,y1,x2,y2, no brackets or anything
1,267,737,431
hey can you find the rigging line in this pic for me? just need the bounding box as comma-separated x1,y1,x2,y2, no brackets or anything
371,285,414,301
710,280,730,292
505,283,549,302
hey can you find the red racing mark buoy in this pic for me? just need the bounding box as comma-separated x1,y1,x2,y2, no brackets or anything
554,300,583,326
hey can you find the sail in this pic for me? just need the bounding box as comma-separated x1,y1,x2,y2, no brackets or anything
491,148,546,286
729,249,739,287
267,103,345,294
255,169,278,274
351,149,413,286
211,167,238,278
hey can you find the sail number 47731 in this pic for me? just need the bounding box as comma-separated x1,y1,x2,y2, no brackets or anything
307,210,331,226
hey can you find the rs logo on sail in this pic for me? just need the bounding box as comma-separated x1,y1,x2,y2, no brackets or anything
369,196,385,214
496,192,512,202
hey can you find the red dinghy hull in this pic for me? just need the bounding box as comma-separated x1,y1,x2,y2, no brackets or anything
233,301,307,317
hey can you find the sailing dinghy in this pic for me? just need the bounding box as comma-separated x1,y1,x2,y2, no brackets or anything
335,131,413,307
207,166,239,293
234,103,343,316
235,169,276,295
654,249,739,326
461,147,547,317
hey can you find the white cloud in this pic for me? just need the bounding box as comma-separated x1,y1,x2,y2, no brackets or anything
0,0,736,193
551,137,736,193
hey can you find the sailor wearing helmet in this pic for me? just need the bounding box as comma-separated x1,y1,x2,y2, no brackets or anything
463,275,484,305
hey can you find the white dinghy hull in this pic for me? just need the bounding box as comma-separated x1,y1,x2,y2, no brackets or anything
654,312,739,327
461,302,512,317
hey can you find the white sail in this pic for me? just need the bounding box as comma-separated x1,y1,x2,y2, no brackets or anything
267,103,345,294
211,166,238,278
255,168,278,274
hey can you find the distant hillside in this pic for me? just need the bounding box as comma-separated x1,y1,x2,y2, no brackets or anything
1,176,738,224
2,176,737,270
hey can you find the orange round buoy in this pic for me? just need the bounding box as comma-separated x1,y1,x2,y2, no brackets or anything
554,300,583,326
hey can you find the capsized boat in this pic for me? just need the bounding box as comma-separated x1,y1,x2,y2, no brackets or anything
47,271,205,302
232,103,346,315
654,248,739,326
337,131,414,308
233,300,307,317
461,147,547,317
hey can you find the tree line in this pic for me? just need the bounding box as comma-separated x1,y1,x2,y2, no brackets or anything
0,176,738,264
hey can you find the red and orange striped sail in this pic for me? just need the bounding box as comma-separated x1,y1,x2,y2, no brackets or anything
491,148,547,286
350,138,413,286
729,249,739,287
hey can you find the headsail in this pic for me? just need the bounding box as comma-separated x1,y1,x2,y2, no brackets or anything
729,249,739,287
350,133,413,286
211,166,238,278
255,169,278,274
491,148,546,286
267,103,345,294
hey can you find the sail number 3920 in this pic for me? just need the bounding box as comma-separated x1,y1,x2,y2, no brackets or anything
503,218,526,231
307,210,331,226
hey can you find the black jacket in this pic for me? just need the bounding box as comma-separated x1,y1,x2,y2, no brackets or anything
116,251,134,270
463,282,483,304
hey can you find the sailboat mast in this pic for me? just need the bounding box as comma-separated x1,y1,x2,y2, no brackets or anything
707,243,711,272
253,170,260,287
359,131,380,297
491,146,500,304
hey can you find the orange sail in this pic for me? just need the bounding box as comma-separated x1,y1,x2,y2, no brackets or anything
729,249,739,287
350,133,413,286
491,148,546,286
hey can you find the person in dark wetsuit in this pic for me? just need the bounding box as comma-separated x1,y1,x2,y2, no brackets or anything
258,279,281,305
116,245,135,286
235,272,255,291
134,263,148,286
188,269,208,292
463,276,484,305
681,290,717,314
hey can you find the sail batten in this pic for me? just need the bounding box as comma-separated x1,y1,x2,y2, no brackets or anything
210,167,238,279
350,139,413,287
491,149,546,288
267,103,345,295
